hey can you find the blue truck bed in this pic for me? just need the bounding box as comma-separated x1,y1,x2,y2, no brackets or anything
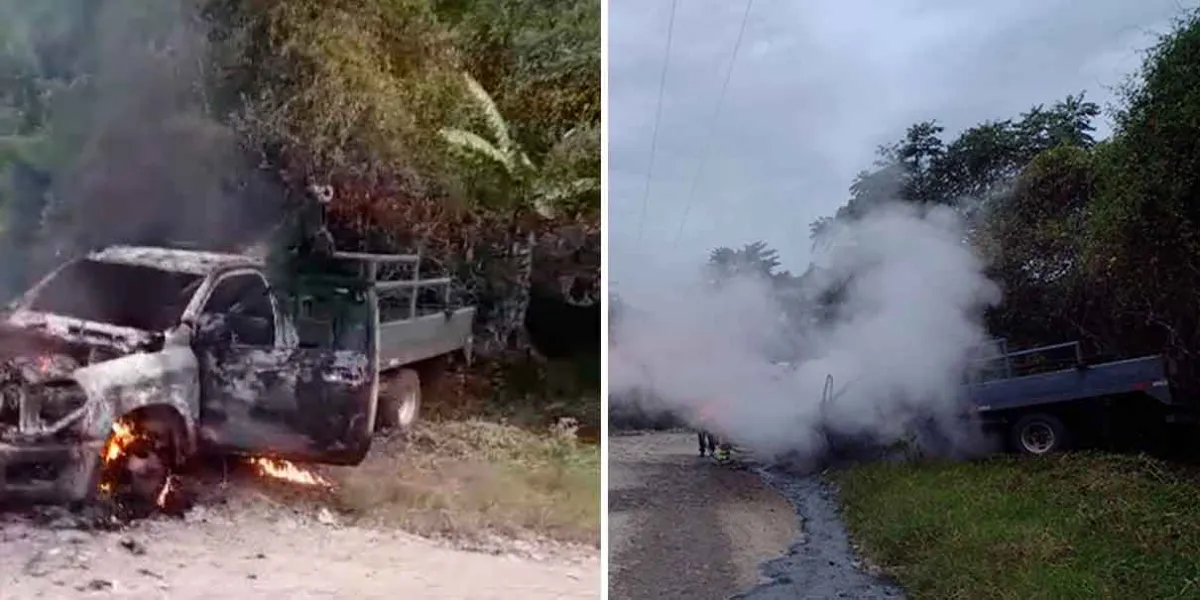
965,340,1175,414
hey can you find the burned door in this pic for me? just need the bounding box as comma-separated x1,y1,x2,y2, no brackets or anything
194,270,374,465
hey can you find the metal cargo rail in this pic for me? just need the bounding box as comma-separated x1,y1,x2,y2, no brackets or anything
965,340,1174,414
329,251,476,370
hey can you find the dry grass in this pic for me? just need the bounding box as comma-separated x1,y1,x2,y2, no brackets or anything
326,418,600,546
417,358,602,444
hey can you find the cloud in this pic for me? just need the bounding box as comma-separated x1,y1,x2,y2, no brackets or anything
608,0,1189,273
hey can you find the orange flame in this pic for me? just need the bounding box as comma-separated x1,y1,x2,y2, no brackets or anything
102,418,137,464
249,457,331,487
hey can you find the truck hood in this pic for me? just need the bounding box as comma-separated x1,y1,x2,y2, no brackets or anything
3,310,160,356
0,310,196,444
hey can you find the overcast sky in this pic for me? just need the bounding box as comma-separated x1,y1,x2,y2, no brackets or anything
608,0,1193,276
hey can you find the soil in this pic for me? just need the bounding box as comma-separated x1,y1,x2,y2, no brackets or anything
607,432,797,600
0,481,598,599
608,431,904,600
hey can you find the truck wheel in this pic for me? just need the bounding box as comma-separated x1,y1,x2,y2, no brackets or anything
108,409,189,512
99,416,179,515
124,447,169,506
377,369,421,432
1010,413,1068,456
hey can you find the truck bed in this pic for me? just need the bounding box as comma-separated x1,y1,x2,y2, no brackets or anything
967,351,1173,414
378,306,475,370
320,251,477,370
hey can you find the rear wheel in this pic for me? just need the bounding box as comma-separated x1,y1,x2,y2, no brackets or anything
1010,413,1068,456
376,369,421,432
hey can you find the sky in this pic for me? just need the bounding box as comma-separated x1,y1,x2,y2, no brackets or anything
607,0,1194,276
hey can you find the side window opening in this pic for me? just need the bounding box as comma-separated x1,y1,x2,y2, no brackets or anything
203,273,276,346
286,284,371,352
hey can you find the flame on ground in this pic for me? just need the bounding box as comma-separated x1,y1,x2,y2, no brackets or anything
248,457,331,487
97,417,330,502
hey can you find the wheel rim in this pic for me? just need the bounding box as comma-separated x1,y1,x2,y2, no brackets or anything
101,422,175,511
1020,422,1056,454
396,390,418,427
125,451,167,501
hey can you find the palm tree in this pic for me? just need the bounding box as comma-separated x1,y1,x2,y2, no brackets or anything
438,72,599,353
439,72,598,220
706,241,783,283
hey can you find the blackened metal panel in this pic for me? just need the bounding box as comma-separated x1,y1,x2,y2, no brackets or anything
197,346,373,464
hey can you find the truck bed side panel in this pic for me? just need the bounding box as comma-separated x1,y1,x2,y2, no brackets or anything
968,355,1171,412
378,307,475,371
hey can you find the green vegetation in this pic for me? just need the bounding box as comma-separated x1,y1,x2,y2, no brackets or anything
0,0,599,359
0,0,598,542
662,7,1200,596
820,8,1200,596
675,9,1200,391
805,9,1200,381
836,454,1200,600
0,0,599,397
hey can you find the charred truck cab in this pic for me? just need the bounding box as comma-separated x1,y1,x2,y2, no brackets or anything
0,245,474,504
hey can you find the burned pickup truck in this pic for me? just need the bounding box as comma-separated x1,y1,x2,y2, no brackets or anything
0,245,475,505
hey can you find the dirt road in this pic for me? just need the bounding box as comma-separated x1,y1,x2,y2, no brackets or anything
608,431,905,600
608,432,798,600
0,493,598,599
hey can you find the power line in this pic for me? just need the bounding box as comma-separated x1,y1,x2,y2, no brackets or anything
635,0,679,243
672,0,754,248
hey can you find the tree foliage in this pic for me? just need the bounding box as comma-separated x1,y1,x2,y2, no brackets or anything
806,8,1200,385
0,0,600,361
707,241,785,282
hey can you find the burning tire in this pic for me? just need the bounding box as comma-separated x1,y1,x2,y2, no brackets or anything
124,446,168,503
376,369,421,432
1010,413,1068,456
99,412,184,515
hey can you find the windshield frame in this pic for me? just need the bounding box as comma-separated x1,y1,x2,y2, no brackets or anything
18,258,204,333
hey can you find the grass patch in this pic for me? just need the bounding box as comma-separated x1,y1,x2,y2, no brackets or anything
835,453,1200,600
418,358,601,444
328,418,600,546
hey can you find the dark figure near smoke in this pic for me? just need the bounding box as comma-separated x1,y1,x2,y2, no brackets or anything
698,430,717,456
695,402,731,460
698,430,731,461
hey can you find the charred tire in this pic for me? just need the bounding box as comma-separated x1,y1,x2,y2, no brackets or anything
101,413,183,512
124,446,168,504
377,369,421,432
1010,413,1068,456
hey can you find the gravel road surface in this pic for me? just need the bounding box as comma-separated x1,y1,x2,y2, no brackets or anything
608,432,797,600
0,492,598,599
608,431,904,600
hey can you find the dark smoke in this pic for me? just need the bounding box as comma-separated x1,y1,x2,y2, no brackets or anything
4,0,288,278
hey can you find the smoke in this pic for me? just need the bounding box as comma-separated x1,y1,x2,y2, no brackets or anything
610,202,1001,462
1,0,287,278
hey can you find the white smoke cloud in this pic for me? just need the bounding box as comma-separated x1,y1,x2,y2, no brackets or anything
610,202,1001,460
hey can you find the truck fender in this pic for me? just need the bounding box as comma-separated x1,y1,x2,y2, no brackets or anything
71,342,200,459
